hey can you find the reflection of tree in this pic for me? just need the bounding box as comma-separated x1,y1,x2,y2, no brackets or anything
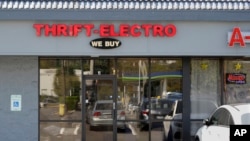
151,60,182,72
53,61,80,98
95,80,113,100
40,59,59,68
93,59,112,74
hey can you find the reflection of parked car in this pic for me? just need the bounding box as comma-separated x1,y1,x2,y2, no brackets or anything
163,92,182,99
195,103,250,141
138,98,176,130
163,99,218,141
86,100,126,130
165,92,182,100
163,100,182,141
40,97,58,108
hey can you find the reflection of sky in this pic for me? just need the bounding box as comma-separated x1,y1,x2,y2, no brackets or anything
191,100,217,115
241,113,250,124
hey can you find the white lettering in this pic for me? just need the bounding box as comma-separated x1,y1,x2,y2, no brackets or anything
234,129,241,136
234,129,247,136
105,41,120,47
105,41,111,47
91,41,102,47
114,41,120,46
241,129,247,136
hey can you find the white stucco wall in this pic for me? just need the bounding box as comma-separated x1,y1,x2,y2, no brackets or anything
0,56,38,141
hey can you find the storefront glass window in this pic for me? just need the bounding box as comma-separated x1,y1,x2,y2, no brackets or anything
40,59,82,120
40,58,184,141
116,58,182,141
40,122,81,141
40,59,82,141
150,58,183,141
190,59,221,140
224,60,250,104
115,58,150,141
150,58,182,98
117,58,149,121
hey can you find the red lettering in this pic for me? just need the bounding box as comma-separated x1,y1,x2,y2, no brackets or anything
229,27,245,47
73,24,83,36
57,24,68,36
130,24,141,37
44,24,57,36
100,24,110,37
228,74,245,81
120,24,129,37
153,25,164,37
83,24,94,36
141,24,152,37
33,23,177,38
33,24,44,36
69,25,74,36
109,24,119,37
165,24,176,37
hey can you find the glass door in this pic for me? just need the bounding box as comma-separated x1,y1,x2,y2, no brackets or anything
82,75,122,141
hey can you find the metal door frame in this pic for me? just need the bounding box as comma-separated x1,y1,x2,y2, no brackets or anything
82,74,118,141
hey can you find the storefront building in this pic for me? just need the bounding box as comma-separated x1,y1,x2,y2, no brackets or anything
0,0,250,141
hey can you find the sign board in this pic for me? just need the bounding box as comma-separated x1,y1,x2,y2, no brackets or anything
90,38,122,49
11,95,22,111
33,23,177,37
226,73,246,84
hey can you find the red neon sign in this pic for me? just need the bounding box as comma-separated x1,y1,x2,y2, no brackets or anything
33,23,176,37
226,73,246,84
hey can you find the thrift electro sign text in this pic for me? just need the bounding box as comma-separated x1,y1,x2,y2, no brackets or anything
33,23,176,37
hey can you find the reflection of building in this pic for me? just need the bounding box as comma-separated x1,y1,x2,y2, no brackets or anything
122,71,182,98
40,69,86,97
40,69,57,97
